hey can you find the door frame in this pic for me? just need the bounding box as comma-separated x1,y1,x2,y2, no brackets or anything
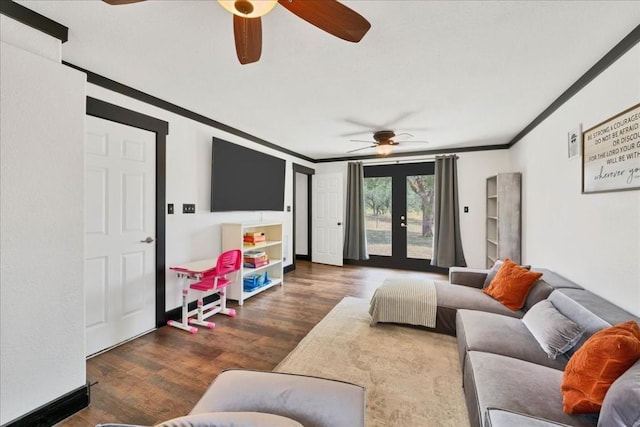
291,163,315,269
86,97,169,327
347,162,447,274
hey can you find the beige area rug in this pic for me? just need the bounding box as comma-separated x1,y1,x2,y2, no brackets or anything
274,296,470,427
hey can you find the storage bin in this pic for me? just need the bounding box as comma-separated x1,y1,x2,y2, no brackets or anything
243,272,269,292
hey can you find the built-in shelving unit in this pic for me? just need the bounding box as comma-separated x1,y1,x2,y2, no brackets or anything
486,173,521,268
222,222,283,305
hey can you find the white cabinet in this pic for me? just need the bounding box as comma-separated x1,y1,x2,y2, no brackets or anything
222,222,283,305
486,173,521,268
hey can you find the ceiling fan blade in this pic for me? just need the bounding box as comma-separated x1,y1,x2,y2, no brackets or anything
339,130,373,137
347,145,376,154
399,140,430,144
278,0,371,43
102,0,145,4
349,139,376,143
234,15,262,64
393,132,414,140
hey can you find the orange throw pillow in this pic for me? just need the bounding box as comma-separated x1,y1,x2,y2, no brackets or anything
482,258,542,310
561,320,640,414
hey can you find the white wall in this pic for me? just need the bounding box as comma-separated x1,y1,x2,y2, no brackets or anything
85,84,314,310
510,44,640,316
0,19,86,424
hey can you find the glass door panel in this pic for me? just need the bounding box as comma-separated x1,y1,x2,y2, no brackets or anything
364,176,392,256
406,175,434,260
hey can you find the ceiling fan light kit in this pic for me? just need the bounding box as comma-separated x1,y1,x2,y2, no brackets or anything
347,129,430,156
376,144,394,157
218,0,278,18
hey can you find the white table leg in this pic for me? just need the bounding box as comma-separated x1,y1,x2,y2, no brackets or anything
167,274,198,334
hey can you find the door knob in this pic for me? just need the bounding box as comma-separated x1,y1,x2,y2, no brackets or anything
400,223,407,228
140,236,154,243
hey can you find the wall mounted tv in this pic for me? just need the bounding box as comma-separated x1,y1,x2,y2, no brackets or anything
210,138,286,212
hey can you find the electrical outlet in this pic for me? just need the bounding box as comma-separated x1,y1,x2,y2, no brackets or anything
464,206,469,213
168,203,174,214
183,203,196,214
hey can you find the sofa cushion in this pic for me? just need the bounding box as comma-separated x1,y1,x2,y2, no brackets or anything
561,321,640,414
485,408,573,427
190,370,365,427
529,269,584,291
448,267,489,289
523,269,584,312
463,351,598,427
433,282,523,335
598,358,640,427
456,310,568,371
556,288,640,327
483,259,543,310
96,425,146,427
522,300,584,359
156,412,303,427
436,282,523,317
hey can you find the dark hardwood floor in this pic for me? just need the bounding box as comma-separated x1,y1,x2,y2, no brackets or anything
57,261,446,426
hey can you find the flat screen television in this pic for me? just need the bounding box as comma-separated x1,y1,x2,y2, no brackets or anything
210,138,286,212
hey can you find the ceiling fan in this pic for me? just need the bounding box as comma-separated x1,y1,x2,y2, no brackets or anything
102,0,371,65
347,130,430,156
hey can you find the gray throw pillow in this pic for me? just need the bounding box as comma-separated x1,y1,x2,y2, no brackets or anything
522,300,584,359
156,412,303,427
483,260,503,288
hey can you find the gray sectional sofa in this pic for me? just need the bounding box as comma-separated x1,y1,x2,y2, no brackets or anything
98,369,366,427
439,266,640,427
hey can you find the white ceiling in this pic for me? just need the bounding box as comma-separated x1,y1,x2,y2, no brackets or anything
18,0,640,161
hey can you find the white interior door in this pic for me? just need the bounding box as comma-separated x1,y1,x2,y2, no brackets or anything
84,115,156,356
312,172,344,266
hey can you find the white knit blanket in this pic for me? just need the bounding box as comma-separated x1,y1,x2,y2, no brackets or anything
369,278,437,328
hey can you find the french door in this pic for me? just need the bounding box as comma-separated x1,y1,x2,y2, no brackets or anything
362,162,444,272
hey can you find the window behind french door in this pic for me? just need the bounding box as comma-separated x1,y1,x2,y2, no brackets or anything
361,162,444,272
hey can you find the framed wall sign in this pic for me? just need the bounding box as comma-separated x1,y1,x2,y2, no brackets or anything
582,103,640,194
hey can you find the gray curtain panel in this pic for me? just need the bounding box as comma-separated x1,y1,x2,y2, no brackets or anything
343,162,369,260
431,155,467,268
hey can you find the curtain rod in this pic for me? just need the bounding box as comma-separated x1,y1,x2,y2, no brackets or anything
359,154,458,166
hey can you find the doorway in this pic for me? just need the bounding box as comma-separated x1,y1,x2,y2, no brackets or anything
84,115,156,356
292,163,314,269
85,97,168,356
312,172,344,266
361,162,443,272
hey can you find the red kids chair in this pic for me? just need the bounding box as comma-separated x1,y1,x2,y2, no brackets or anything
188,249,241,329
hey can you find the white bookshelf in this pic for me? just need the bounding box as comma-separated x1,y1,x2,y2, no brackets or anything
486,173,521,268
222,222,283,305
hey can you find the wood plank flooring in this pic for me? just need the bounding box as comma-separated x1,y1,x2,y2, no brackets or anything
57,261,446,426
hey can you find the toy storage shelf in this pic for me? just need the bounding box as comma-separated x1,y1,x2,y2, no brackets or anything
486,173,521,268
222,222,284,305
